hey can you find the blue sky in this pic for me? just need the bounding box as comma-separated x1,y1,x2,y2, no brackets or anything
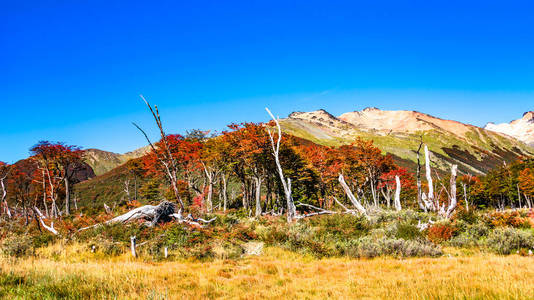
1,0,533,163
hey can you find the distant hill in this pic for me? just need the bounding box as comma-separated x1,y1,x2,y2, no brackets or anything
485,111,534,147
281,107,534,175
84,146,150,176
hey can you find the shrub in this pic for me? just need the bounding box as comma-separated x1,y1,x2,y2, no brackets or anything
427,222,457,244
485,227,534,255
1,235,32,257
454,207,479,224
486,211,530,228
395,222,422,240
342,236,442,258
308,214,371,240
448,222,489,248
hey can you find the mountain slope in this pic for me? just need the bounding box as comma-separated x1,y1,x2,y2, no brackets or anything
484,112,534,147
281,108,534,175
84,146,150,175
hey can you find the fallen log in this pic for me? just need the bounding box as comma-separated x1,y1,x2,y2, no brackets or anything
78,201,216,231
33,207,59,235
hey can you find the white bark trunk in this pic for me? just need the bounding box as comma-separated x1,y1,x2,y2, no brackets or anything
254,176,263,217
34,207,58,235
446,164,458,218
266,108,296,222
221,174,228,212
394,175,402,211
338,174,367,215
130,236,137,257
423,145,434,211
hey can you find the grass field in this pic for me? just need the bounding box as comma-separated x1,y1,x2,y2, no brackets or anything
1,246,534,299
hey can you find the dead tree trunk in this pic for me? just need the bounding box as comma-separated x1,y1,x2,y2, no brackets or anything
266,108,296,222
416,137,425,211
221,173,228,212
445,164,458,218
254,176,263,217
34,207,58,235
64,177,70,216
462,183,469,212
130,236,137,258
134,95,185,215
338,174,367,215
0,175,11,219
423,145,435,211
394,175,402,211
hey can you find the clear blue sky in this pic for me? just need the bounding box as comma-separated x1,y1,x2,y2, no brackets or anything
2,0,533,163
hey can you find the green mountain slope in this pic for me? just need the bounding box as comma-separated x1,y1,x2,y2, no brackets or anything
84,146,150,176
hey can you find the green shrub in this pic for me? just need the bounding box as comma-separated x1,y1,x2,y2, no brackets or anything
486,227,534,255
341,236,442,258
32,233,56,249
448,222,489,248
1,235,32,258
395,222,422,240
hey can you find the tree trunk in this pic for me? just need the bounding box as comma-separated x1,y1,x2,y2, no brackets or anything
338,174,367,215
424,145,434,211
0,178,11,218
266,108,296,223
221,174,228,212
394,175,402,211
445,165,458,218
254,176,263,217
416,139,425,211
64,177,70,216
463,183,469,212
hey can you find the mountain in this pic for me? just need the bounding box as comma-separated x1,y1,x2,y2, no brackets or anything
484,112,534,147
281,107,534,175
84,146,150,175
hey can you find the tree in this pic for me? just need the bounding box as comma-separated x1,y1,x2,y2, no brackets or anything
379,167,414,209
29,141,83,217
266,108,296,222
0,162,12,218
519,168,534,208
134,96,187,215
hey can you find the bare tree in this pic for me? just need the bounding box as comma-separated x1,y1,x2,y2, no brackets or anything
422,145,435,211
133,95,185,215
415,136,425,211
265,108,296,222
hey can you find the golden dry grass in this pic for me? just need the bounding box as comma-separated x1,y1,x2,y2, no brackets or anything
1,245,534,299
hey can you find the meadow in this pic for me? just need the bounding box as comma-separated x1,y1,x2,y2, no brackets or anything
1,246,534,299
2,209,534,299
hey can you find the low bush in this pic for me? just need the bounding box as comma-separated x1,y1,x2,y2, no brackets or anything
448,222,489,248
485,211,530,229
485,227,534,255
427,222,457,244
394,222,422,240
0,235,32,257
341,236,442,258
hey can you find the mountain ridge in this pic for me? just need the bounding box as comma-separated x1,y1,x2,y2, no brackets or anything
484,111,534,147
280,107,534,175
